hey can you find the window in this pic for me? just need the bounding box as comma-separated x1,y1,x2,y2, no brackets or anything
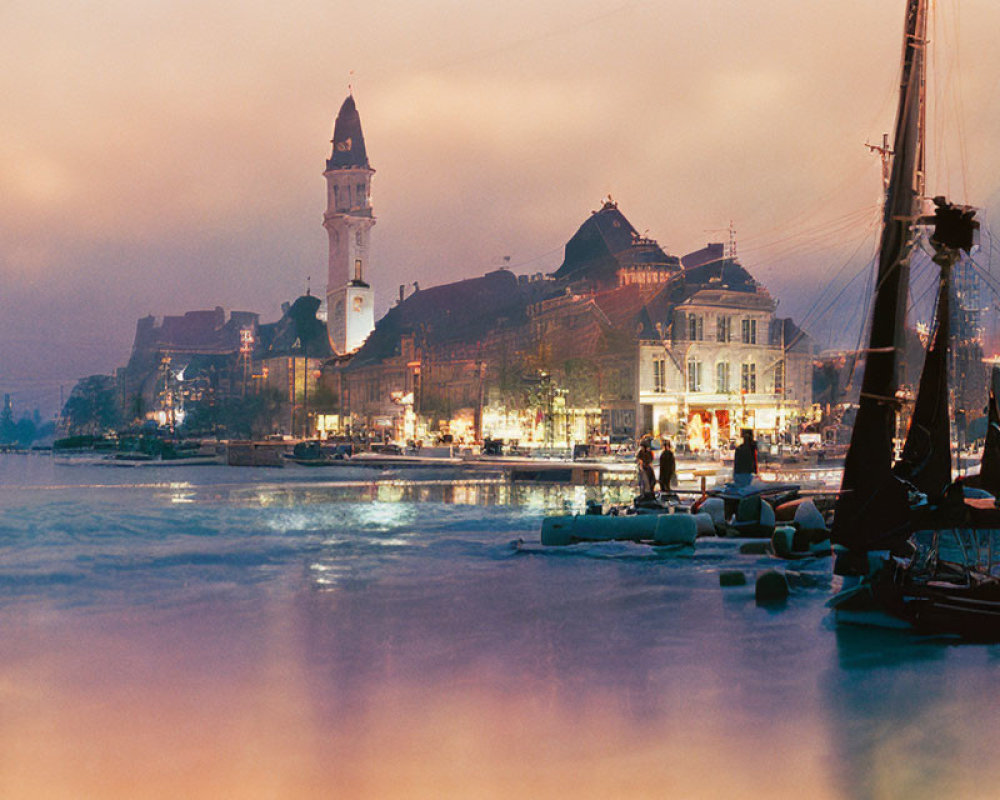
717,315,731,343
775,360,785,394
357,183,366,203
741,318,757,344
687,358,702,393
688,314,704,341
716,362,730,393
355,230,363,247
354,259,363,281
653,358,666,393
741,363,757,393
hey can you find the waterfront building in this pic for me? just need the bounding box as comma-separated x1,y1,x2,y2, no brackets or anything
327,200,814,448
324,94,376,355
635,254,814,450
256,293,334,437
337,270,542,442
122,307,260,428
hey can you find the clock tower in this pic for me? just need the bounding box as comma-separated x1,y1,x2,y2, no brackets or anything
324,94,375,354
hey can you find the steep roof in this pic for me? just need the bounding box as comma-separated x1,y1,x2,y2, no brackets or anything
682,254,760,293
347,270,527,369
257,294,333,360
326,95,370,170
553,200,678,286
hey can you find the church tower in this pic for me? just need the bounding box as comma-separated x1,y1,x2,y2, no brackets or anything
324,94,375,354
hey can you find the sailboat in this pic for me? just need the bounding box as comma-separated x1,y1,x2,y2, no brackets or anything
828,0,1000,639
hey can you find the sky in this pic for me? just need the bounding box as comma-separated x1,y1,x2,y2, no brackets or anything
4,0,1000,418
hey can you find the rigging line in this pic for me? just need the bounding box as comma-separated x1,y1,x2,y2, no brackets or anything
965,255,1000,299
737,165,879,247
739,203,880,255
931,0,971,204
741,211,883,266
502,244,565,271
846,251,878,388
780,222,881,351
788,253,875,354
907,267,942,321
738,58,902,252
740,213,882,274
948,0,971,203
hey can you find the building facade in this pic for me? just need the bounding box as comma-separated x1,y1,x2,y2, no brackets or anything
637,285,813,450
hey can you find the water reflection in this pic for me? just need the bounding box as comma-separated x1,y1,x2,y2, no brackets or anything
826,627,1000,800
6,460,1000,798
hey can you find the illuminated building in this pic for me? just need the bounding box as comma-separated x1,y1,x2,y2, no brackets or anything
324,94,376,355
256,293,334,437
636,251,814,450
333,201,812,447
122,307,261,428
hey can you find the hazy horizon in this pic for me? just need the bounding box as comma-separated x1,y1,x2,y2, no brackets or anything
5,0,1000,418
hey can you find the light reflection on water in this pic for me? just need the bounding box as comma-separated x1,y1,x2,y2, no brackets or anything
1,455,999,798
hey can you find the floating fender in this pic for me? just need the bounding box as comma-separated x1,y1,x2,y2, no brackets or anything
774,498,803,522
755,570,790,606
540,516,574,546
719,570,747,587
698,497,726,529
771,526,797,558
760,499,776,529
573,513,661,541
691,512,716,538
792,499,826,532
541,513,664,545
808,538,832,557
653,514,697,545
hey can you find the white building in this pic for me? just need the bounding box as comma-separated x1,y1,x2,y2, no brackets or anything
636,255,813,449
323,94,376,355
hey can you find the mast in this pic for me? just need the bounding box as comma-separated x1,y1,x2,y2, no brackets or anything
896,200,979,496
832,0,929,557
978,367,1000,495
896,249,951,497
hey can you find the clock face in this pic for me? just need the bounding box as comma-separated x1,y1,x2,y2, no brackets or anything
336,137,352,152
352,296,364,312
334,300,344,317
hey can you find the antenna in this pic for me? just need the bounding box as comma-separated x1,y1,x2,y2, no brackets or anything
348,69,354,96
865,133,893,192
703,221,737,259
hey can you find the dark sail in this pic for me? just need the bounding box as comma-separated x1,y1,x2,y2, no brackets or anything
896,264,951,497
831,0,927,555
979,367,1000,495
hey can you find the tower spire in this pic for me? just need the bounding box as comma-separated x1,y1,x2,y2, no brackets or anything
323,94,376,354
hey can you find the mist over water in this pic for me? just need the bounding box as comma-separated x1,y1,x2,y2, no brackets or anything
1,454,998,798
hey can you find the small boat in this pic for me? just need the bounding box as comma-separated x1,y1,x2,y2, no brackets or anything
828,0,1000,639
283,440,354,466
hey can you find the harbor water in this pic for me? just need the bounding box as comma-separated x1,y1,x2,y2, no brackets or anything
1,453,999,799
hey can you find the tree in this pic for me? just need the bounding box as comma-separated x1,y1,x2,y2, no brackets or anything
62,375,122,436
0,403,14,444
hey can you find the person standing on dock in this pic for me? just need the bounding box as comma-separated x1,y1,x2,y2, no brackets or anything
636,437,655,499
658,438,676,493
733,428,758,487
